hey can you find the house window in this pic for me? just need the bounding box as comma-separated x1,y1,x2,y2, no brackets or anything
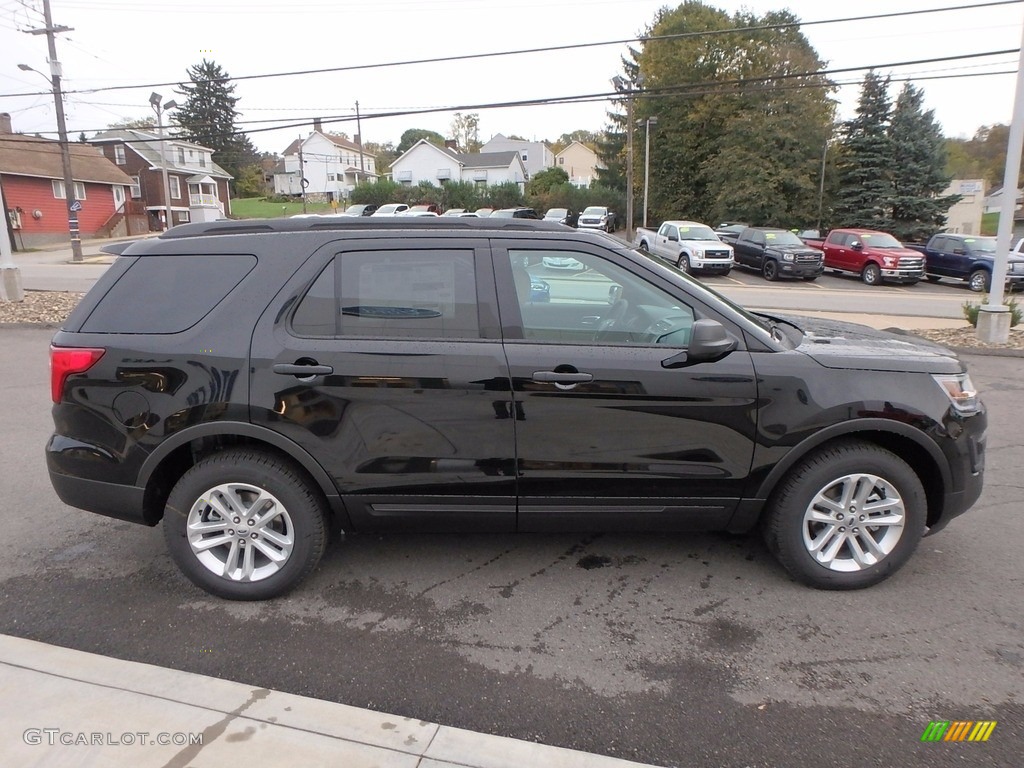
179,211,190,222
130,176,141,198
52,180,86,200
177,148,185,164
199,155,206,168
169,176,181,199
328,173,336,181
558,157,564,165
521,152,528,163
114,145,126,165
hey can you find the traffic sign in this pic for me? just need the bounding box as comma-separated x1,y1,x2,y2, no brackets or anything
69,200,82,212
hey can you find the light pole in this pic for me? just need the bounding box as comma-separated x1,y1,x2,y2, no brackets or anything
18,61,82,262
611,76,635,241
643,116,658,229
149,92,177,231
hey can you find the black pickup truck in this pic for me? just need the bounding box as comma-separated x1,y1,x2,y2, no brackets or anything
732,227,825,281
904,233,1024,292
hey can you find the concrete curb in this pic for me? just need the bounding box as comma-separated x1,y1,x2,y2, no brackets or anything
0,634,658,768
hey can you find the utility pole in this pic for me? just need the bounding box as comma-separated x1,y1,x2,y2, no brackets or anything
27,0,82,261
355,101,366,176
298,139,307,214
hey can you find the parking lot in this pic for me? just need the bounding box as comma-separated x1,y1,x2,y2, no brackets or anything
1,326,1020,766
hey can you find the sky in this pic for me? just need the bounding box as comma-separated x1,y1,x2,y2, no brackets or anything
1,0,1022,157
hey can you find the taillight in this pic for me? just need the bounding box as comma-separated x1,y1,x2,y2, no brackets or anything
50,346,105,403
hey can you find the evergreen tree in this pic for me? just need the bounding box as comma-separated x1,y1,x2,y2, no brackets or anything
173,59,258,185
833,72,895,229
888,82,958,241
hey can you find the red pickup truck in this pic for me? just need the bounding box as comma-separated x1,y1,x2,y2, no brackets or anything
803,229,925,285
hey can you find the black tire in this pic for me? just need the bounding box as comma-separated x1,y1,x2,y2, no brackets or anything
926,275,940,282
802,275,818,282
677,253,691,273
722,268,731,277
763,259,779,281
861,263,881,286
163,449,329,600
968,269,990,293
761,440,926,590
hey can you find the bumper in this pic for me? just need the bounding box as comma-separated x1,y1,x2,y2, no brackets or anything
780,262,823,277
882,268,924,282
48,470,151,525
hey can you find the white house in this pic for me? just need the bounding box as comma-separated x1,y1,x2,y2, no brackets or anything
274,126,378,202
479,133,553,180
982,185,1021,214
943,179,986,235
389,140,527,190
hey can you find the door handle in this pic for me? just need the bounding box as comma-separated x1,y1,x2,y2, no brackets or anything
532,371,593,384
273,363,334,376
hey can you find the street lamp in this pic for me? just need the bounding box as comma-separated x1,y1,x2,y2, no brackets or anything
18,61,82,261
149,92,177,231
643,116,658,228
611,75,635,241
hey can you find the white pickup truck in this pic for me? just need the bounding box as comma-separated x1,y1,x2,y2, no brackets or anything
633,221,735,274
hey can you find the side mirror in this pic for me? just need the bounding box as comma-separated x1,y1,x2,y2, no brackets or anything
851,241,863,251
661,319,737,368
608,284,622,304
668,233,678,242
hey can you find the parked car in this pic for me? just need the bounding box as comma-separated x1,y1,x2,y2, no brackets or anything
342,204,377,217
475,208,494,217
733,227,824,281
905,234,1024,292
714,222,748,244
804,229,924,285
633,221,734,274
543,208,579,227
491,207,541,219
47,217,985,599
577,206,617,233
441,208,466,217
370,203,410,216
405,204,440,215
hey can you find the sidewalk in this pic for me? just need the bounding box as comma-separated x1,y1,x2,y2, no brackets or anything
0,634,657,768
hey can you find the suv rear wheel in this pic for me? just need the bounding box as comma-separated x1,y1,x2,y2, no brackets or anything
761,441,926,589
163,449,328,600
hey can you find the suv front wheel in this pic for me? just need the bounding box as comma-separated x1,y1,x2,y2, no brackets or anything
163,449,328,600
761,441,926,589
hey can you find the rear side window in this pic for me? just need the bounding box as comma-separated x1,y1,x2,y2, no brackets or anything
291,250,480,339
81,254,256,334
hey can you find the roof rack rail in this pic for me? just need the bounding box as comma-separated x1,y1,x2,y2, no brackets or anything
158,217,569,239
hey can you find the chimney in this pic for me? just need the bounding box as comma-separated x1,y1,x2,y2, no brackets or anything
445,139,458,150
0,113,12,134
313,118,322,133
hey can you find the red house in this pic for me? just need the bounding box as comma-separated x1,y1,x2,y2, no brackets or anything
0,113,134,249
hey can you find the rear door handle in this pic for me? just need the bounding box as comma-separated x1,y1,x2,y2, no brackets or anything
273,363,334,376
532,371,593,384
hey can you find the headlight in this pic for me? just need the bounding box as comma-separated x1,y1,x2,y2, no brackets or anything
781,253,794,262
883,257,896,267
933,373,980,414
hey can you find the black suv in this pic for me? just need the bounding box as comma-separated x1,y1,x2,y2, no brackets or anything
47,218,986,599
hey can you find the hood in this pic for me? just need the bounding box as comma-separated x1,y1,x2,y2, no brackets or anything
769,313,964,374
768,243,819,255
681,239,732,250
870,247,923,259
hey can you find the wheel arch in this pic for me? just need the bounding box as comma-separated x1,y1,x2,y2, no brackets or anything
138,422,350,529
733,419,949,532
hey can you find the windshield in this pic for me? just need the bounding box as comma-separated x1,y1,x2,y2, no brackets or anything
860,233,903,248
546,209,567,217
677,225,719,241
582,207,607,215
764,231,805,246
965,237,997,254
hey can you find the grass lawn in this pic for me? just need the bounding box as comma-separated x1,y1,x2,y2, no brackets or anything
231,197,335,219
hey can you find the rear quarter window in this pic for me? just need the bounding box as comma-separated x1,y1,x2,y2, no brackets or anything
80,254,257,334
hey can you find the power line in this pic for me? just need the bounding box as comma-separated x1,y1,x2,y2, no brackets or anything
1,0,1018,99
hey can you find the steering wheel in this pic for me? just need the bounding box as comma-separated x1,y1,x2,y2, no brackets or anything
595,299,630,340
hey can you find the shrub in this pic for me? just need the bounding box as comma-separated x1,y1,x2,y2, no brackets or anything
962,296,1022,327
